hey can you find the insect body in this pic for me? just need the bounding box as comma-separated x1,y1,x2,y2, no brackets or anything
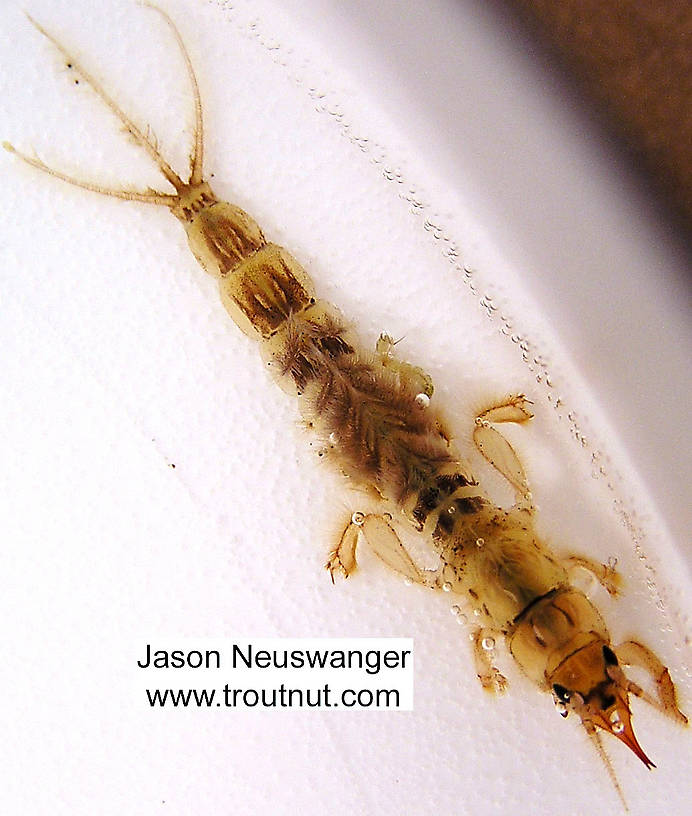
5,6,687,809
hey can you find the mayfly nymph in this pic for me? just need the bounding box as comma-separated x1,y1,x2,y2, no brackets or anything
5,5,687,809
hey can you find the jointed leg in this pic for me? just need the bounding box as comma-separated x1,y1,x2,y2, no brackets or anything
326,512,433,587
376,333,435,399
563,555,621,596
472,627,508,694
327,513,510,695
473,395,533,502
614,640,688,724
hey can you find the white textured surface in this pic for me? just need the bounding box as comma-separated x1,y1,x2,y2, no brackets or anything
0,1,690,815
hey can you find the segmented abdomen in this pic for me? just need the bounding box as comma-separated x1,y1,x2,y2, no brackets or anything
274,301,460,506
202,206,490,519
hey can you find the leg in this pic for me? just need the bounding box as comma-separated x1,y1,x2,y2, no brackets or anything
473,395,533,501
472,627,508,694
327,517,510,694
325,518,360,583
326,512,433,587
376,333,434,399
614,640,688,724
563,555,621,597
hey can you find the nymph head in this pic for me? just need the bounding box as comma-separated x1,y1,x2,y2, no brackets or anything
550,641,654,768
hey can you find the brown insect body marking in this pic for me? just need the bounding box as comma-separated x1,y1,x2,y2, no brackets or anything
5,6,687,811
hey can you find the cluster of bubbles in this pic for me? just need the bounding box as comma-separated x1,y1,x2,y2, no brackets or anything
238,2,668,623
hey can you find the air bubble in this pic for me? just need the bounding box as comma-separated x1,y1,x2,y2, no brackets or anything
475,537,485,548
351,511,365,526
329,432,338,445
442,581,452,592
415,393,430,408
612,721,625,734
481,636,495,651
609,710,621,724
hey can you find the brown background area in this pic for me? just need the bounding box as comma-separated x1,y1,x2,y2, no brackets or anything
500,0,692,238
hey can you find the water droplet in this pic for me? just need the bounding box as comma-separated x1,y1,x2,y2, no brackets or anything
481,636,495,651
415,393,430,408
383,512,393,521
442,581,452,592
451,604,462,616
403,577,412,587
612,721,625,734
351,511,365,526
609,710,621,724
329,432,338,445
456,614,467,625
475,537,485,548
447,505,456,515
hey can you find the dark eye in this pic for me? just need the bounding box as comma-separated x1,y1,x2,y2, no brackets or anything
602,645,619,666
553,683,571,703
